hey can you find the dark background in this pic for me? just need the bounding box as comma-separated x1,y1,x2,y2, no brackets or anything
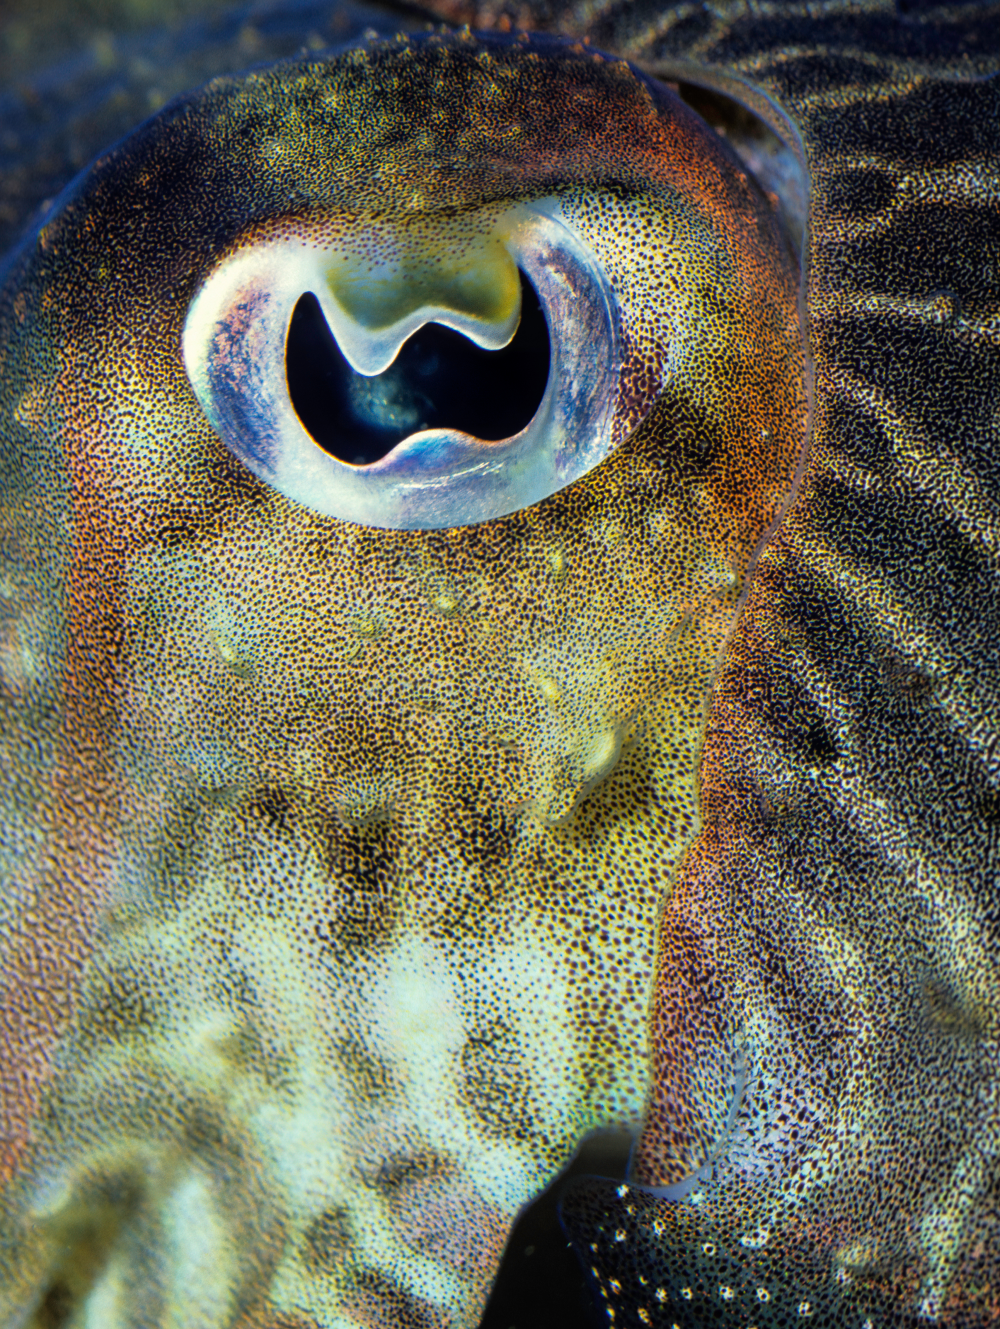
482,1133,632,1329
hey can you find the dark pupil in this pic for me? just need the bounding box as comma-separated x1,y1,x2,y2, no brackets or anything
286,271,551,466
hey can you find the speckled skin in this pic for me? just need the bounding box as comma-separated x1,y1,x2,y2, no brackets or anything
0,29,803,1329
525,5,1000,1329
0,2,998,1328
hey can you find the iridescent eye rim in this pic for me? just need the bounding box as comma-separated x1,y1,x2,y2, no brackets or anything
182,200,620,531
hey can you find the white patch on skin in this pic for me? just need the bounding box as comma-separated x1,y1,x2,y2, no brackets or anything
81,1251,129,1329
374,938,467,1088
162,1170,237,1327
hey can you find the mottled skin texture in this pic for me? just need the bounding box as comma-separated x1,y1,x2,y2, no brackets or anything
0,28,802,1329
0,2,998,1329
538,5,1000,1329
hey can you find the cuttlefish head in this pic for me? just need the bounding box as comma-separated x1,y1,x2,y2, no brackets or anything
0,30,804,1329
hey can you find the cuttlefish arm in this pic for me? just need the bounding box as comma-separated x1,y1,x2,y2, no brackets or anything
0,31,804,1329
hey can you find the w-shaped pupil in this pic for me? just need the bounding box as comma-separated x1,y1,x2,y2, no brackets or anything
286,271,551,466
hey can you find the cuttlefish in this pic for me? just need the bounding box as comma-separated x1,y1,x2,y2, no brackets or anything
0,2,997,1327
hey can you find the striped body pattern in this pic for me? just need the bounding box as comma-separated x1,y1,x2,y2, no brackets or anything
0,2,998,1328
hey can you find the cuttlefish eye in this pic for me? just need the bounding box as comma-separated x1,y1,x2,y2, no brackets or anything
0,27,807,1329
183,199,616,528
178,32,804,531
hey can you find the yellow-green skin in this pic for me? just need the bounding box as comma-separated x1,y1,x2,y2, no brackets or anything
1,2,999,1327
0,30,803,1329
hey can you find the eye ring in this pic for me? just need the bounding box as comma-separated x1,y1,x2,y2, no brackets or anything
182,202,621,530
